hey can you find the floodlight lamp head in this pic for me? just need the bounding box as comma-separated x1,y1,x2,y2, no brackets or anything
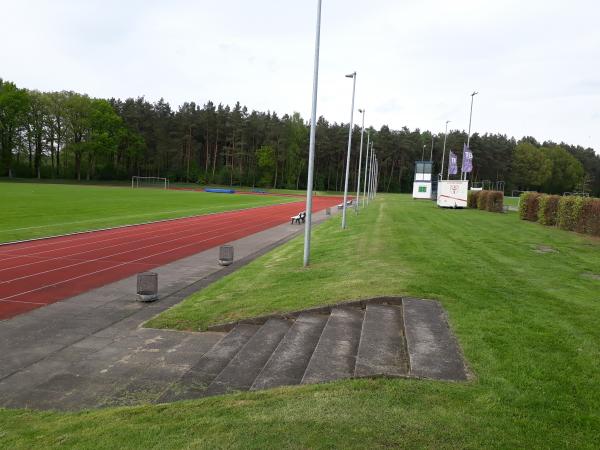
358,108,364,113
472,91,479,96
345,72,356,78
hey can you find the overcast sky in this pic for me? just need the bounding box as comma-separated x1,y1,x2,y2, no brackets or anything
2,0,599,152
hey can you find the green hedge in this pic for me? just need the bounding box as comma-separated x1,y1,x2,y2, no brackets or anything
468,190,504,213
557,196,585,231
537,195,561,226
486,191,504,212
519,192,542,221
467,190,479,208
477,191,489,210
520,192,600,237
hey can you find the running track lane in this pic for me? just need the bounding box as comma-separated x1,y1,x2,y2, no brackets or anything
0,196,342,320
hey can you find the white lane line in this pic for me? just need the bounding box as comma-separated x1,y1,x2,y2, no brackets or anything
0,210,266,274
0,299,46,306
0,199,299,253
0,205,259,263
0,209,287,285
0,211,293,302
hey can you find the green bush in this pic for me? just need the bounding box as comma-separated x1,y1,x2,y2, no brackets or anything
523,193,600,237
576,198,600,237
519,192,541,221
537,195,561,226
467,190,480,209
485,191,504,212
557,196,585,231
477,191,489,210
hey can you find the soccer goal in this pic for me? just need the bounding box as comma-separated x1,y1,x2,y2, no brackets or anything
131,176,170,189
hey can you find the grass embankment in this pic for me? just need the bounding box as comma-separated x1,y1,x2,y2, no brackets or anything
0,182,296,243
2,194,599,448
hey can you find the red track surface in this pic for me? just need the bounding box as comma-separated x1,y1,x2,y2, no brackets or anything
0,196,342,320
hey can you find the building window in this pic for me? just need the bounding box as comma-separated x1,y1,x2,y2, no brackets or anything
419,186,427,193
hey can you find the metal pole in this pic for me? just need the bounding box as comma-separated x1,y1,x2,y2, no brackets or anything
355,109,365,213
367,143,373,203
441,120,450,180
465,91,478,181
376,160,379,197
370,150,376,199
303,0,322,267
341,72,357,229
421,144,426,161
363,131,370,208
429,136,434,161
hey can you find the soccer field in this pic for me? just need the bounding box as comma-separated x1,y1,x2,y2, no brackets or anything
0,181,298,243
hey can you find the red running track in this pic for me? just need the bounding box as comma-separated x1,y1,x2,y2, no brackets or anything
0,196,342,320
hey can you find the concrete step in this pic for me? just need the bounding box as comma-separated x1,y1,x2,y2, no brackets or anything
402,297,468,380
354,304,408,377
250,313,328,391
203,318,291,396
157,324,259,403
301,307,364,385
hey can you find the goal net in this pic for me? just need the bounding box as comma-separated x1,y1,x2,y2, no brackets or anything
131,176,169,189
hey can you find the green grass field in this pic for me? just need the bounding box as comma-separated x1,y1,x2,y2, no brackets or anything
504,195,520,207
2,194,599,449
0,181,298,243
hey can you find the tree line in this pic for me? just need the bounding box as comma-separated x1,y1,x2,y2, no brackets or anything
1,78,599,196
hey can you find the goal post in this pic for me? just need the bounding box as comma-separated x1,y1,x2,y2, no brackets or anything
131,176,169,189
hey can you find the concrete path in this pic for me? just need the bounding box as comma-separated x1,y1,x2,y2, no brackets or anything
0,209,335,410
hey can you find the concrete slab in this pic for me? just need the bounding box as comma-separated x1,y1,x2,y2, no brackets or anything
301,307,364,385
354,304,409,377
251,312,328,390
204,319,291,396
402,298,468,381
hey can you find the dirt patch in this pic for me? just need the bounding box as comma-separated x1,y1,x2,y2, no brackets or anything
582,272,600,281
534,245,558,254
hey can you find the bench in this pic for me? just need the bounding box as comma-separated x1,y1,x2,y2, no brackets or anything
291,211,306,224
337,200,354,210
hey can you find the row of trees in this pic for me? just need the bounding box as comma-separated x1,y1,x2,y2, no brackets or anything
1,78,599,195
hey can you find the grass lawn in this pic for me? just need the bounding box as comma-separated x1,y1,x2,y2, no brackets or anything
504,195,520,207
0,181,298,243
2,194,599,449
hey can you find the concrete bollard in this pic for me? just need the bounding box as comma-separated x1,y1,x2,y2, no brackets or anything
218,245,234,266
137,272,158,302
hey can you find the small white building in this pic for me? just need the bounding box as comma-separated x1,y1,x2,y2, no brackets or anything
412,161,433,199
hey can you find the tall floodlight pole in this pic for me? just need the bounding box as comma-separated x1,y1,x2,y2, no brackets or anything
355,109,365,213
440,120,450,180
375,158,379,197
370,150,376,199
464,91,478,181
341,72,357,230
429,136,434,161
303,0,322,267
367,143,374,203
362,131,370,207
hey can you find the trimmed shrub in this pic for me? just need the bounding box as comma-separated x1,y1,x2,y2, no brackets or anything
485,191,504,212
537,195,561,226
477,191,489,210
519,192,542,221
577,198,600,237
557,195,585,231
467,190,480,209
